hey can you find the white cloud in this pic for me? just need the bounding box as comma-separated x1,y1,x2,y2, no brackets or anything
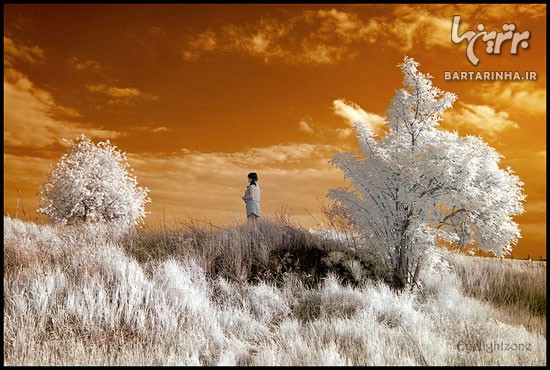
333,99,386,134
4,79,120,148
180,5,545,64
443,102,519,136
315,8,362,36
476,81,546,117
86,83,158,105
149,25,167,37
125,143,345,226
87,84,142,97
4,154,52,218
133,125,173,134
299,120,315,134
385,6,459,52
67,57,102,73
384,4,545,52
182,29,218,61
456,3,546,20
4,39,121,149
336,128,354,138
4,36,44,66
152,126,171,133
5,141,347,226
181,9,379,65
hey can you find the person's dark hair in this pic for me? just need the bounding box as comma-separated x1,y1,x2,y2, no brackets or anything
247,172,258,187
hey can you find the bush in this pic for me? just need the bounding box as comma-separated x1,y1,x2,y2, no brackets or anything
38,135,150,229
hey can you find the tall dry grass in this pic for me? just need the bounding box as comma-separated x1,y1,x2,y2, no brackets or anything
120,217,386,287
443,251,546,336
3,216,546,366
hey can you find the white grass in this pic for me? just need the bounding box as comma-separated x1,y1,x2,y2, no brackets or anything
3,216,546,366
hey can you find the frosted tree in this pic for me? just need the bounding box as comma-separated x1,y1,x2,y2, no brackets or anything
38,135,151,228
328,57,525,289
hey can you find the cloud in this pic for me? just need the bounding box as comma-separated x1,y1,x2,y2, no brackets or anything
180,5,545,64
86,83,158,105
336,128,354,139
181,9,380,64
152,126,171,133
5,141,347,226
299,120,315,134
333,99,386,134
452,3,546,20
300,43,350,64
382,6,452,51
149,25,167,37
4,38,121,149
384,4,546,52
182,29,218,61
314,8,364,37
87,84,142,98
475,81,546,117
4,36,44,66
4,79,120,149
122,143,345,226
443,102,519,137
3,153,53,219
133,125,173,134
67,57,103,73
6,140,345,226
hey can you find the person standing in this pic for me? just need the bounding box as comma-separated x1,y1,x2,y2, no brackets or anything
242,172,261,221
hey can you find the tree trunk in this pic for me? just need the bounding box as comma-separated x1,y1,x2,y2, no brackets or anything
393,243,408,290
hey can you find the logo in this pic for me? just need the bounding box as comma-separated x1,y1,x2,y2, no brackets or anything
451,15,530,66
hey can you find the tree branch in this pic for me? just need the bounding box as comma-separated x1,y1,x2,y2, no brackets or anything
437,208,466,229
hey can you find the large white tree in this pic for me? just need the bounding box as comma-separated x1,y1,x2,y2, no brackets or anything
328,57,525,289
38,135,151,228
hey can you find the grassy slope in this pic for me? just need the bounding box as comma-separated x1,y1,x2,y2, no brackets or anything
3,216,546,365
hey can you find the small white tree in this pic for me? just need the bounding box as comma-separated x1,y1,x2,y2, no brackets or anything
38,135,151,228
329,57,525,289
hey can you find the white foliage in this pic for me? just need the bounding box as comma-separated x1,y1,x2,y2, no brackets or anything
38,135,151,228
328,56,525,287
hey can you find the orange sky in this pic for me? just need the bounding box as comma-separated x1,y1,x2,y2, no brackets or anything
4,4,546,259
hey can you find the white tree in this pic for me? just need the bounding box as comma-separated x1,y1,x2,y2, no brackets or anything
328,57,525,289
38,135,151,228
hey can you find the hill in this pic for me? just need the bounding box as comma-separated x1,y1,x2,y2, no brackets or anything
3,216,546,365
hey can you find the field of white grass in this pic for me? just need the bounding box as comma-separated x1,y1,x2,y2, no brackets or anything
3,215,546,366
